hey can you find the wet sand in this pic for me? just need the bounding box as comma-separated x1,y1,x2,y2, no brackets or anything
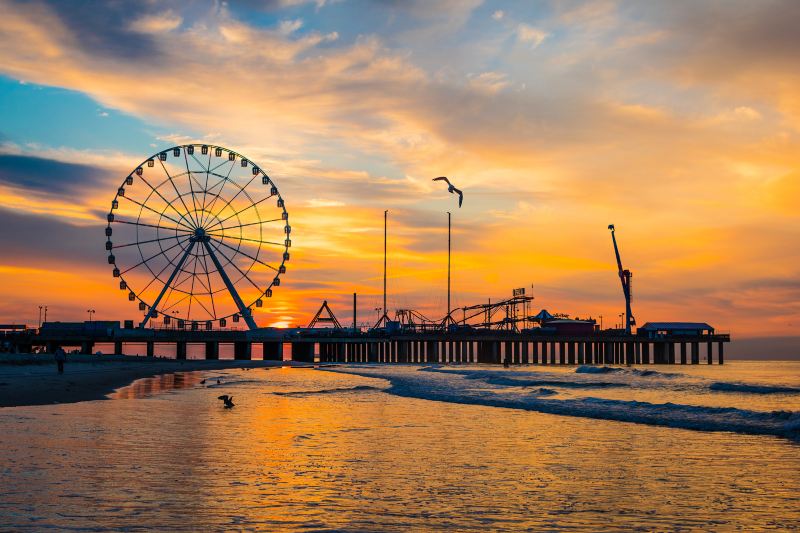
0,354,299,408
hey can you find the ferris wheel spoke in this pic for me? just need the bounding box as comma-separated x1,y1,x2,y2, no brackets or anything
209,236,278,273
189,152,208,173
206,238,264,292
159,158,200,228
121,236,191,275
190,152,214,220
185,252,199,320
205,193,272,232
137,249,188,296
113,219,194,234
199,179,231,228
153,247,202,313
186,173,209,201
139,239,196,328
182,250,214,321
198,245,218,319
180,167,207,191
112,234,185,250
209,218,284,233
138,173,198,230
160,292,191,314
187,249,213,296
203,174,261,230
159,255,200,312
205,233,284,247
209,157,234,174
199,159,236,219
198,159,238,228
190,290,214,321
200,153,214,223
182,152,205,227
120,195,194,232
190,257,212,295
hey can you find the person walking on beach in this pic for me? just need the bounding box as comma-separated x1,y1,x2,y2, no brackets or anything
54,347,66,374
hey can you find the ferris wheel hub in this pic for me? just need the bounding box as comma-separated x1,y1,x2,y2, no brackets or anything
190,227,210,243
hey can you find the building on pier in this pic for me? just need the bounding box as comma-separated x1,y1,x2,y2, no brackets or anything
638,322,715,338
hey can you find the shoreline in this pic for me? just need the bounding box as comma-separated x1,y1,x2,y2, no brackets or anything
0,354,303,408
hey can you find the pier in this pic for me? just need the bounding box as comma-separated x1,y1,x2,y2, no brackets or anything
3,324,729,365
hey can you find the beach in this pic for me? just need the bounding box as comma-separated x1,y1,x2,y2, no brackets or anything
0,354,299,408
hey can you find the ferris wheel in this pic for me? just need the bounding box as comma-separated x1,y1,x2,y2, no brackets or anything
105,144,290,330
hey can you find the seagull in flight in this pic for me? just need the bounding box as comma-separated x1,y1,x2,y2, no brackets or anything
217,394,235,408
433,176,463,207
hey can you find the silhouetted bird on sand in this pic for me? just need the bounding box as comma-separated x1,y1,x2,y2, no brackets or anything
217,378,221,385
218,395,235,408
200,379,206,385
433,176,463,207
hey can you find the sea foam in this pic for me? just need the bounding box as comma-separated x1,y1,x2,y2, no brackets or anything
327,367,800,439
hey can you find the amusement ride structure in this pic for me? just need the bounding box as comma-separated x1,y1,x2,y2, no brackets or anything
105,144,290,331
608,224,635,335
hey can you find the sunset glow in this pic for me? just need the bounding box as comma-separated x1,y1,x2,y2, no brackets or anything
0,1,798,336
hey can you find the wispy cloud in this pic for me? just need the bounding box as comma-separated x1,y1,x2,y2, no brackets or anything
516,23,548,48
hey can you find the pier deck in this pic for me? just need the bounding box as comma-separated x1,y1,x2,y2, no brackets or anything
4,327,730,365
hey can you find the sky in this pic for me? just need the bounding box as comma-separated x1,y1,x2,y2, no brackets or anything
0,0,798,338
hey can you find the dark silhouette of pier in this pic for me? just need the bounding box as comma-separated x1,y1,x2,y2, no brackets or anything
3,322,729,365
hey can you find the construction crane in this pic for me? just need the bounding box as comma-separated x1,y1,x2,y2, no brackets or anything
608,224,635,334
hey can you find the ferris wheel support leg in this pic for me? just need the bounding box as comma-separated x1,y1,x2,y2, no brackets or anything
140,240,196,329
203,240,258,331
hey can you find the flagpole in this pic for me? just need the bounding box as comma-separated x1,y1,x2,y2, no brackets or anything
447,211,451,324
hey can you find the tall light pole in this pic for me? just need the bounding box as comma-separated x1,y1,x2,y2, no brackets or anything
43,305,48,324
599,314,603,330
373,211,391,330
444,211,453,327
38,305,43,329
384,209,387,318
87,309,95,323
432,174,461,328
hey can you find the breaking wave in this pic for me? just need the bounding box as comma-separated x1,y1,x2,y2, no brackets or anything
273,385,382,397
709,382,800,395
574,366,624,374
327,368,800,439
575,366,681,378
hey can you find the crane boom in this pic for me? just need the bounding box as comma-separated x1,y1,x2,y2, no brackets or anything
608,224,635,334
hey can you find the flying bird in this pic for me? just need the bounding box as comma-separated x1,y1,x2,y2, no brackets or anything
217,394,235,408
433,176,463,207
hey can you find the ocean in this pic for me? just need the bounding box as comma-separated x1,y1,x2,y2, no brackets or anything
1,361,798,531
